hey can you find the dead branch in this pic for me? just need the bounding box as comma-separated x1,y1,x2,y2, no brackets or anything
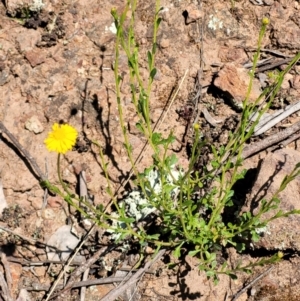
26,277,125,291
231,266,274,301
0,272,13,301
0,253,12,295
242,120,300,159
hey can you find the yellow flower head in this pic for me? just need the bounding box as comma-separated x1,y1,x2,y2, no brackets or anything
193,123,200,131
44,123,78,154
277,251,284,259
262,17,269,25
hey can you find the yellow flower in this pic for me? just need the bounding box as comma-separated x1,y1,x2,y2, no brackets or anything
277,251,284,259
262,17,269,25
193,123,200,131
44,123,78,154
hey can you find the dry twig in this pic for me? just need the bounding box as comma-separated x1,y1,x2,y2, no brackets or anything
251,101,300,136
0,121,46,181
231,266,274,301
255,57,299,73
0,253,12,295
0,272,13,301
26,277,125,292
80,267,89,301
242,120,300,159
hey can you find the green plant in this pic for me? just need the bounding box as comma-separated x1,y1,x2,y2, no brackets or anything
42,0,300,283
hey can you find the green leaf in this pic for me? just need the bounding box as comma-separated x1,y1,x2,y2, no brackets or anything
165,154,178,166
251,231,260,242
118,217,135,223
135,122,144,134
156,17,162,28
147,51,152,70
236,243,245,252
173,243,183,259
235,169,247,180
211,260,217,269
117,75,122,85
152,42,157,55
211,160,219,168
206,270,215,278
188,249,200,257
227,273,238,280
182,200,193,207
147,234,160,240
219,145,225,156
152,132,162,145
205,251,212,260
150,68,157,80
96,204,104,212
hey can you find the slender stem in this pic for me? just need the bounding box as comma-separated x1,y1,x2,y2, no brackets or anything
57,153,72,196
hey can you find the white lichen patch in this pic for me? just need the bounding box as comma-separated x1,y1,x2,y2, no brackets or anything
208,15,223,31
146,168,180,195
105,22,117,34
122,190,156,222
108,167,182,240
255,226,270,235
30,0,45,11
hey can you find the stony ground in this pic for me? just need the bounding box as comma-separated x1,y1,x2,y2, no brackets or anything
0,0,300,300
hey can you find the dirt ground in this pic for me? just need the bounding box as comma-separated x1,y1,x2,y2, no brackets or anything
0,0,300,300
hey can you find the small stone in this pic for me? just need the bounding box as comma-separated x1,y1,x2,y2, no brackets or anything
160,38,170,48
185,3,203,24
292,75,300,89
145,246,154,254
25,116,44,134
77,67,86,76
42,208,56,220
46,225,82,261
33,266,47,278
153,68,161,81
0,69,10,86
16,289,31,301
47,196,63,208
25,48,46,67
0,180,7,215
281,73,293,90
263,0,274,5
258,73,268,87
